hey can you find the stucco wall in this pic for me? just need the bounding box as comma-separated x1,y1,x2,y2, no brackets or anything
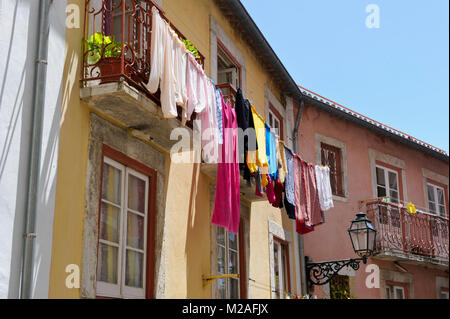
0,0,66,298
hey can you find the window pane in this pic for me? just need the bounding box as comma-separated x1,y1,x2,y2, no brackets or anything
428,185,436,203
229,232,237,250
127,212,144,249
102,163,121,204
217,227,225,246
217,246,225,274
100,203,120,243
388,171,398,191
229,250,238,274
217,278,226,299
438,205,446,217
377,186,386,197
437,188,445,206
376,167,385,186
128,174,146,213
229,278,239,299
125,250,143,288
97,243,118,284
395,287,404,299
274,244,279,296
390,190,399,203
429,201,436,214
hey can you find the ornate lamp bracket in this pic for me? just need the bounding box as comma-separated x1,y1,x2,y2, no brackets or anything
305,256,367,287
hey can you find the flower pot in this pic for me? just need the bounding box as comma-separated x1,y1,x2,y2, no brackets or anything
97,57,146,85
97,57,123,84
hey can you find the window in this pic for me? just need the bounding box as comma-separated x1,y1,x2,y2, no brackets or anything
386,284,405,299
376,165,402,227
427,183,447,217
385,281,408,299
216,227,240,299
320,143,344,196
376,165,400,203
96,153,155,299
268,103,283,139
273,238,291,299
440,288,449,299
330,275,351,299
217,43,240,88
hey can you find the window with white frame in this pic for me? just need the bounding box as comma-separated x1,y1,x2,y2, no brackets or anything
216,226,240,299
217,45,240,88
272,238,290,299
427,183,447,217
376,166,400,203
440,289,449,299
96,156,149,299
386,284,405,299
268,107,281,138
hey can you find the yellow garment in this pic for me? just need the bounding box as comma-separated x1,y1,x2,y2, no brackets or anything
407,202,417,214
247,151,257,173
250,104,268,169
277,139,287,183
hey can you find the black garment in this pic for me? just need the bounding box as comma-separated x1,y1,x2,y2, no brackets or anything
284,195,295,219
283,182,295,219
235,88,257,182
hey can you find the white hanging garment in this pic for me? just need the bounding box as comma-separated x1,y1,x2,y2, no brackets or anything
200,79,219,163
184,55,199,124
173,36,188,107
145,6,166,94
314,165,334,211
159,25,178,118
195,68,207,114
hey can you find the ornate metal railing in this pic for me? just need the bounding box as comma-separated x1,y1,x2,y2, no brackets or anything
81,0,204,99
364,200,449,261
216,83,237,107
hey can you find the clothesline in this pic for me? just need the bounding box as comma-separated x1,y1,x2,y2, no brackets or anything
146,8,335,237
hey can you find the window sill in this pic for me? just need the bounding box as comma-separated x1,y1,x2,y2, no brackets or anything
332,194,349,202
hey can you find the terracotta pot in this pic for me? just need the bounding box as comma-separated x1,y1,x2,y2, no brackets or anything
98,57,146,85
97,56,123,84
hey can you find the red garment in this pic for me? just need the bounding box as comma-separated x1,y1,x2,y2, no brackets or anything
293,155,322,234
212,96,240,234
272,179,284,208
265,175,276,204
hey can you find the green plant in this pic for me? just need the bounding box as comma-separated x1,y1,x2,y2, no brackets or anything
182,39,200,59
84,32,122,64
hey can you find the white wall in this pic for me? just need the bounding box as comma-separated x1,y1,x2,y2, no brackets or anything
0,0,66,298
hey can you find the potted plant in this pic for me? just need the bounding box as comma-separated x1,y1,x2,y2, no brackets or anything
84,32,123,83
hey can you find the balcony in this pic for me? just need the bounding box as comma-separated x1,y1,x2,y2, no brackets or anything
363,199,449,267
80,0,205,150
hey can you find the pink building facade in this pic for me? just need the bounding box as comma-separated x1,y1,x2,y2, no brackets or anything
295,90,449,299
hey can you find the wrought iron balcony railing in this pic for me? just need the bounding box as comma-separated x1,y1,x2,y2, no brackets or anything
363,199,449,262
82,0,204,100
216,83,237,107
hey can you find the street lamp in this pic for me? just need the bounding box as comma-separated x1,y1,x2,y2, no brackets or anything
305,212,377,289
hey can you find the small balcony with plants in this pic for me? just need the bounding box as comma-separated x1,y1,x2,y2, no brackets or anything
80,0,205,150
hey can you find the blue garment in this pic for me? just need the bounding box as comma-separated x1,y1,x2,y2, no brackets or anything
215,88,223,144
265,124,278,180
284,145,295,206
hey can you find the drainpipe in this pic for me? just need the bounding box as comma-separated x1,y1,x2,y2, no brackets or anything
292,98,307,295
20,0,51,299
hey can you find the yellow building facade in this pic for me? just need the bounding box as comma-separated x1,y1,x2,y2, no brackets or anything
48,0,304,299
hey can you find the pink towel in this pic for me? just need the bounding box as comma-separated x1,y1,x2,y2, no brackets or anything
212,96,240,234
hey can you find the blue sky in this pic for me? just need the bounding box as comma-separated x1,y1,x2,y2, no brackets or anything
240,0,449,153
